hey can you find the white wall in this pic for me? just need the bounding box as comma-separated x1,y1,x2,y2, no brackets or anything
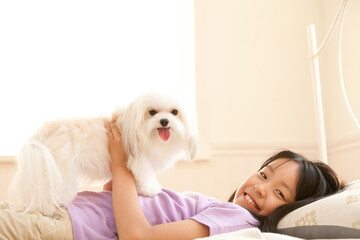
1,0,359,202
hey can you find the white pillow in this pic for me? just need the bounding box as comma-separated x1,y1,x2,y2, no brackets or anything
277,180,360,239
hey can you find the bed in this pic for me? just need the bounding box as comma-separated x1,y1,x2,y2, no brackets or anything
197,180,360,240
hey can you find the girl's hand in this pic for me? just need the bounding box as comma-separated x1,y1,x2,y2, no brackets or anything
105,123,209,240
105,121,128,173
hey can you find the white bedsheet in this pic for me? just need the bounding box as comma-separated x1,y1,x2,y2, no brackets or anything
196,228,302,240
196,227,360,240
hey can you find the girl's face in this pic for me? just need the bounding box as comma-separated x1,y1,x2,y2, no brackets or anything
233,158,300,216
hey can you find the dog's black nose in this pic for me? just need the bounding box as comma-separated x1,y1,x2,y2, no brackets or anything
160,118,169,127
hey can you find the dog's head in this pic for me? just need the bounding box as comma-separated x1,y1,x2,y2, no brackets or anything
119,92,198,161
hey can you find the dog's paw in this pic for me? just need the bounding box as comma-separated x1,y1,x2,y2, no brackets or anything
137,180,162,197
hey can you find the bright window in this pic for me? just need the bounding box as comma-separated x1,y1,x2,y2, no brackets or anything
0,0,194,156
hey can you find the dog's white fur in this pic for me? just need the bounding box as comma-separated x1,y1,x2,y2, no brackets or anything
8,92,198,215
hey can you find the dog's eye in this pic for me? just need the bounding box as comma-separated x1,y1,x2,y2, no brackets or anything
171,109,178,116
149,110,157,116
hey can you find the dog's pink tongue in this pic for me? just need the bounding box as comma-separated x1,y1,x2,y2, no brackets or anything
158,128,170,141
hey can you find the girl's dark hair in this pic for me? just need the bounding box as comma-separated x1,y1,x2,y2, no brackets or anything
228,150,345,233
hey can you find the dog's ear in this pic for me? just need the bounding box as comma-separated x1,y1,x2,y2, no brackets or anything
183,108,199,161
120,101,142,158
188,134,198,160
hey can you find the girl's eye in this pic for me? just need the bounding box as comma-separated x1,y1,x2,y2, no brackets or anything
171,109,178,116
149,110,157,116
276,189,285,200
260,172,267,180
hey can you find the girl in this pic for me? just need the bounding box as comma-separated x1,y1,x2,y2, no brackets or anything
104,122,343,240
0,123,343,240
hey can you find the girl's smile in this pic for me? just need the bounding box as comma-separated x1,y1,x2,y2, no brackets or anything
244,193,260,211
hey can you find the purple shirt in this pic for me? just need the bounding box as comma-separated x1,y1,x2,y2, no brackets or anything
67,189,258,240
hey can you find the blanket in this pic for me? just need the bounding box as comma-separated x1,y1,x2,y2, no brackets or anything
196,227,360,240
196,228,303,240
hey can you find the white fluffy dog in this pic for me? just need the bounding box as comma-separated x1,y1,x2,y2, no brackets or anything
8,92,198,215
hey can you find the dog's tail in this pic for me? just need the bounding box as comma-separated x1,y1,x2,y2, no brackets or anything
8,139,64,214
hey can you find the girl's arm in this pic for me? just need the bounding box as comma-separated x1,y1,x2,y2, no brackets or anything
105,122,209,240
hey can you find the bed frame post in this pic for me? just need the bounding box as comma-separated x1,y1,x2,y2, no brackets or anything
307,24,328,164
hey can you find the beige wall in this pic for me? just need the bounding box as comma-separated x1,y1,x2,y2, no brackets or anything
322,0,360,182
160,0,360,201
1,0,359,202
